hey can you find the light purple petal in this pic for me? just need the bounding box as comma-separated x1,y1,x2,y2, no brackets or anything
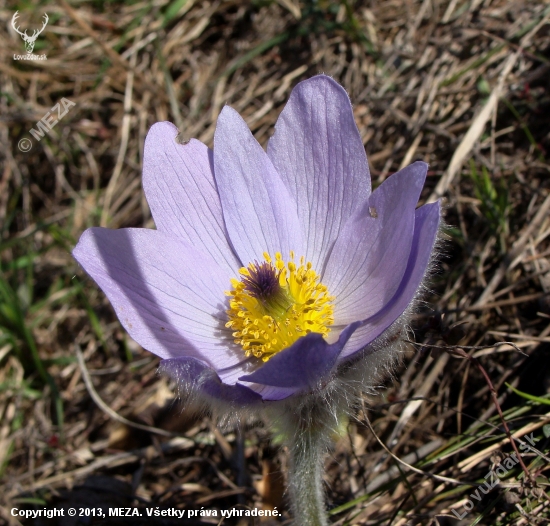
143,122,241,275
338,200,441,359
239,322,360,390
73,227,245,370
267,75,371,271
242,384,299,401
324,162,427,325
213,106,304,264
159,357,262,405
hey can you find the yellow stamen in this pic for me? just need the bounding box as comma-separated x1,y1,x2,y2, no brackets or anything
225,252,334,362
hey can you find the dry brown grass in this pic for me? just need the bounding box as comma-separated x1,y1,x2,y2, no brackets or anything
1,0,550,524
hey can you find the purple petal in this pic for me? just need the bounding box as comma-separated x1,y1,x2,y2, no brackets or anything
159,357,262,405
213,106,304,264
338,200,441,359
143,122,240,275
219,359,298,401
241,384,300,401
239,322,360,390
324,162,427,325
73,227,244,370
267,75,371,271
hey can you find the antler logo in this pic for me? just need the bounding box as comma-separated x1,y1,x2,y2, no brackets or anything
12,11,49,54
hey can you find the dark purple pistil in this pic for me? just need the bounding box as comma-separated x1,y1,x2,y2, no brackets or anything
242,261,281,301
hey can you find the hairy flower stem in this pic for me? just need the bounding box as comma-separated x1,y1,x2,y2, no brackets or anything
281,400,337,526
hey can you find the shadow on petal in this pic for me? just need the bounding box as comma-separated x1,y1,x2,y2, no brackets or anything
160,357,263,405
73,228,246,372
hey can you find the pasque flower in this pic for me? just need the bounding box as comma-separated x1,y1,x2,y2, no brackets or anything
74,75,440,525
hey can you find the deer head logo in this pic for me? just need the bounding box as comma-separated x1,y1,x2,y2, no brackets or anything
12,11,49,54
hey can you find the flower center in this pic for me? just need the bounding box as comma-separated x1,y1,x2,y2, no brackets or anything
225,252,334,362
